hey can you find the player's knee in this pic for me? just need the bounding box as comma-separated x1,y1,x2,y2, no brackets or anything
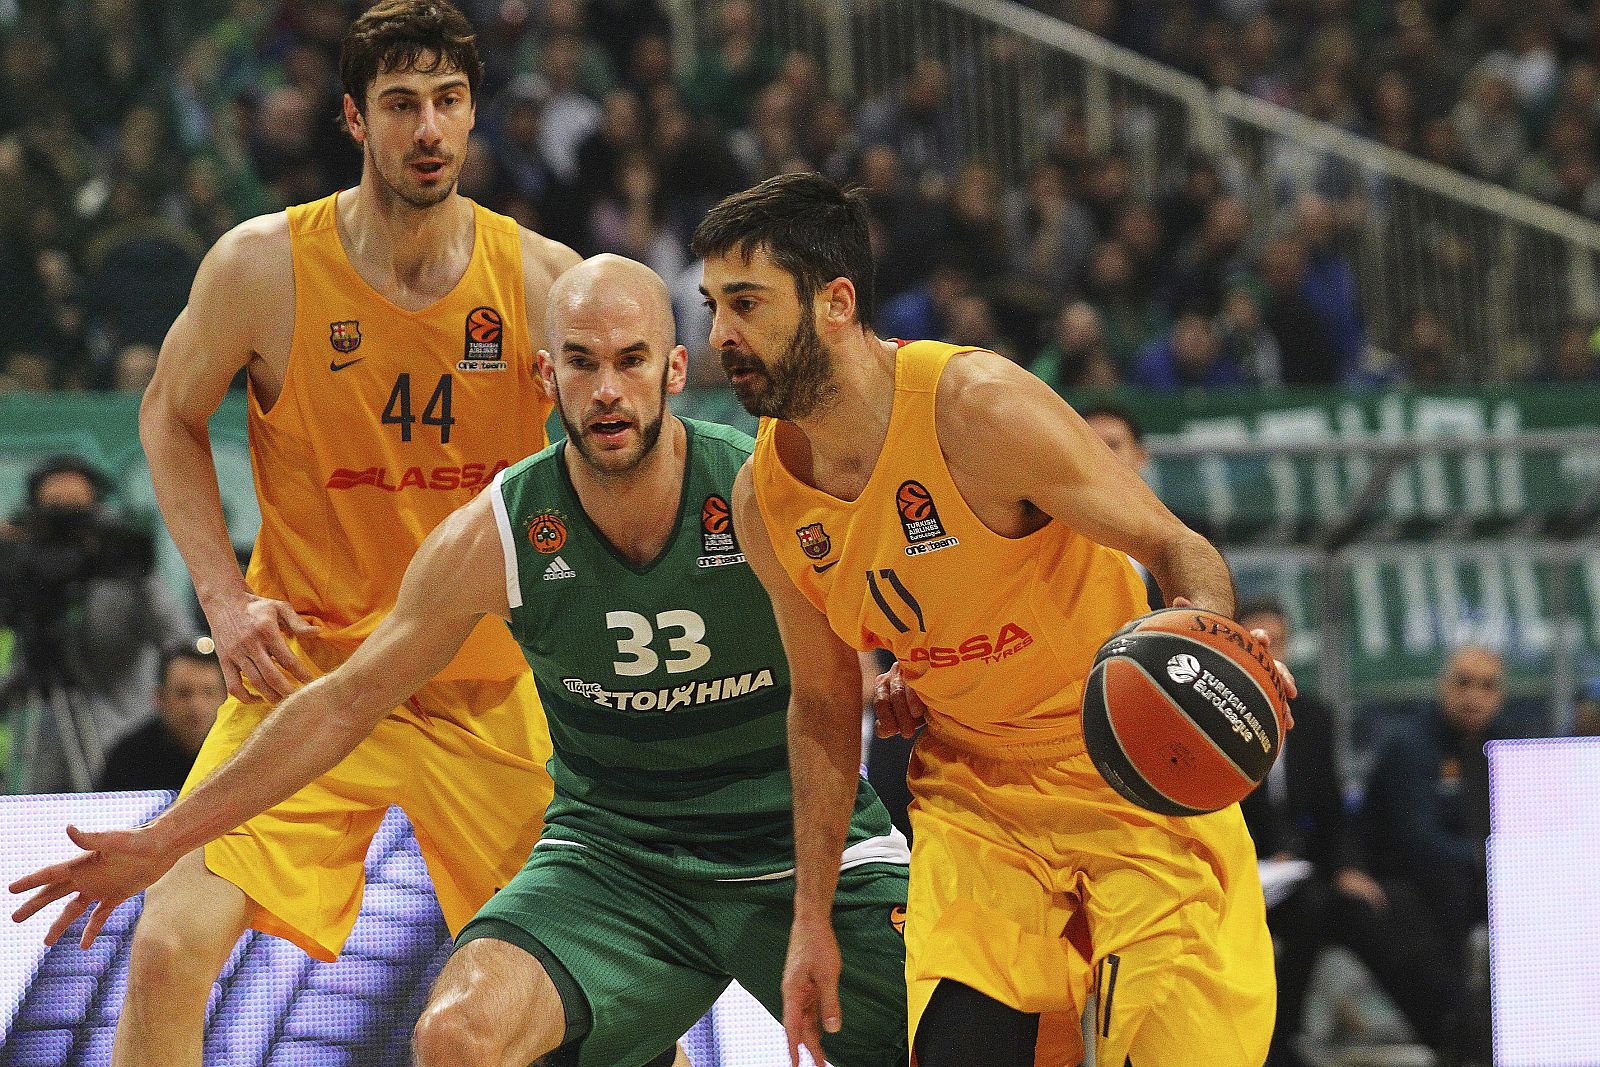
414,1000,498,1067
414,997,552,1067
124,915,222,1000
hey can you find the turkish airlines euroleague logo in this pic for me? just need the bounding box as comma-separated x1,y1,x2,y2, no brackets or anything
896,480,959,556
697,495,745,568
460,306,508,371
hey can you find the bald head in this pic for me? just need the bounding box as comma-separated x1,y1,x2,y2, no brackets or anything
546,253,676,353
1439,645,1505,736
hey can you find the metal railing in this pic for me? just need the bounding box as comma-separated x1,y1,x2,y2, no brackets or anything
666,0,1600,382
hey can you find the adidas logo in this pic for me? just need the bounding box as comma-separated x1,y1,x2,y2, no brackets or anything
542,556,576,581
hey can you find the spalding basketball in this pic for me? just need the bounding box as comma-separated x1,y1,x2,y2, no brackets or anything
897,481,934,522
1082,608,1291,816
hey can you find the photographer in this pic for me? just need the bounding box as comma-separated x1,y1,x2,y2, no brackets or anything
0,455,191,792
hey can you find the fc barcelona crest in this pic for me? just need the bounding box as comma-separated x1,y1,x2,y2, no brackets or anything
329,320,361,353
795,522,831,561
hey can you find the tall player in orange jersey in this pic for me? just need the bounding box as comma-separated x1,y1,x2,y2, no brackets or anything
696,173,1289,1067
96,4,575,1064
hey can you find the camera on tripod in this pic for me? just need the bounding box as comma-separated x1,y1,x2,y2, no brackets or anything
0,504,157,643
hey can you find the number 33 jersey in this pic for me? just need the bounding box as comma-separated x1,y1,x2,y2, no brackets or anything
490,418,906,880
249,192,551,681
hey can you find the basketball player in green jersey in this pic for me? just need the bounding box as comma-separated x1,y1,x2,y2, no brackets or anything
10,255,911,1067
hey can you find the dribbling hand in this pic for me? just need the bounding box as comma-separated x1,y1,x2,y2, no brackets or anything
782,919,843,1067
204,592,319,703
8,825,179,948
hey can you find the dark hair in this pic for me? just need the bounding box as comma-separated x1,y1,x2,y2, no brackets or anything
340,0,482,118
1235,596,1287,624
690,172,877,325
159,642,219,689
26,454,109,508
1077,402,1144,444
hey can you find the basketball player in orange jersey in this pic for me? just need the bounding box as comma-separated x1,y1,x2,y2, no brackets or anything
695,173,1291,1067
105,4,575,1064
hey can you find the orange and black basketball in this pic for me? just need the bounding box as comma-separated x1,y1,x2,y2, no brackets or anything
467,306,502,344
1082,608,1290,816
896,480,934,522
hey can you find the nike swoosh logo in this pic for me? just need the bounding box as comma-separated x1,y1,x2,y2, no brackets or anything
329,358,364,372
812,560,839,573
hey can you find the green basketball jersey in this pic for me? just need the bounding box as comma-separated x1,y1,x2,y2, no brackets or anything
491,417,906,880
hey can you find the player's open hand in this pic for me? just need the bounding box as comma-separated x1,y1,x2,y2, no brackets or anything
871,661,927,739
204,592,319,703
782,918,842,1067
8,825,179,948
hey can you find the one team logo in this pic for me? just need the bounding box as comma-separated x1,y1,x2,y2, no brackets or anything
460,306,508,371
528,511,568,554
795,522,831,561
896,480,959,556
697,495,745,568
329,320,361,353
889,904,907,936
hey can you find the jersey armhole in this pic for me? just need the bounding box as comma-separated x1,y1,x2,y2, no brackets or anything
488,468,523,610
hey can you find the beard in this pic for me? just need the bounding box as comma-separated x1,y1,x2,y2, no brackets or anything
370,143,459,209
554,361,670,476
721,312,838,420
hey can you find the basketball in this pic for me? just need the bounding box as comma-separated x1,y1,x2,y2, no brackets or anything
897,480,933,522
1082,608,1291,816
467,306,502,344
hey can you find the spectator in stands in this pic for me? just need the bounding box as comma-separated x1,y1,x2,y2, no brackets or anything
588,149,687,282
1133,310,1249,390
857,58,961,196
1083,240,1170,371
1158,152,1226,257
113,343,158,394
1,456,191,793
1546,324,1600,382
1237,600,1391,1067
1400,307,1455,384
1168,195,1252,317
1031,301,1120,390
1294,194,1368,380
515,0,616,100
98,645,226,793
1259,235,1343,385
1573,680,1600,736
1358,645,1507,1062
877,256,972,344
1453,58,1528,184
1217,283,1283,385
529,35,605,187
1005,158,1096,305
684,0,780,131
575,87,645,217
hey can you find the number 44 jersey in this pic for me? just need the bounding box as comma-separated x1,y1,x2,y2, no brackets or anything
490,417,906,881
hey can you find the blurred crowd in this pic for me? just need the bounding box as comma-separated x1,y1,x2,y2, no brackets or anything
4,0,1600,398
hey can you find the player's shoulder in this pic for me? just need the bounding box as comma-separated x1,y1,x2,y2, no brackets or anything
685,416,756,460
515,224,582,287
501,435,567,489
934,346,1053,430
206,212,292,275
192,212,293,311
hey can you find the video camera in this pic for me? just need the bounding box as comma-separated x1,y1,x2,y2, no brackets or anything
0,504,156,641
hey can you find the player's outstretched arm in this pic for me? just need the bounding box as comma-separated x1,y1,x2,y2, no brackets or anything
939,352,1236,616
140,215,316,703
733,462,861,1067
7,492,510,948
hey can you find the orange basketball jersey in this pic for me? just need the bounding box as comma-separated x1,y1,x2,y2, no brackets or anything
247,192,551,681
751,340,1150,755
